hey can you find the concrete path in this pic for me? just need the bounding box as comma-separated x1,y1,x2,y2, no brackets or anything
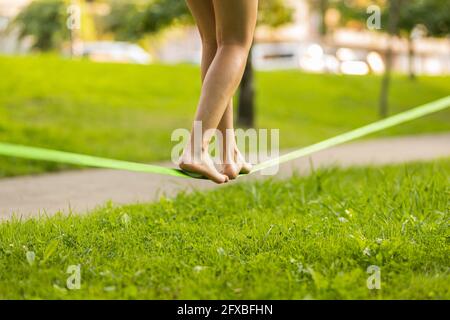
1,133,449,220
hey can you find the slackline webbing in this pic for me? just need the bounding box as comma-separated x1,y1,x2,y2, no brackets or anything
251,95,450,173
0,95,449,179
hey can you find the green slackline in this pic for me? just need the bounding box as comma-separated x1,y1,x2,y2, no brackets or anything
0,95,449,179
0,142,191,178
252,95,450,173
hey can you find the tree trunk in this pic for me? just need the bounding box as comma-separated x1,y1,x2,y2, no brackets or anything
379,44,392,118
407,36,416,80
379,0,401,118
319,0,328,36
237,48,255,127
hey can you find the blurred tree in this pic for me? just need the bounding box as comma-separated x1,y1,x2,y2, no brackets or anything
308,0,330,36
379,0,402,118
334,0,397,117
141,0,192,33
102,0,191,39
398,0,450,79
335,0,449,117
14,0,68,51
101,2,146,41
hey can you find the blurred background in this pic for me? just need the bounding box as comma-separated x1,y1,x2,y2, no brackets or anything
0,0,449,177
1,0,449,74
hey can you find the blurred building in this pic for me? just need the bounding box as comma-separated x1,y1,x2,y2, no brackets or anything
155,0,449,75
0,0,448,75
254,0,449,75
0,0,30,17
0,0,32,53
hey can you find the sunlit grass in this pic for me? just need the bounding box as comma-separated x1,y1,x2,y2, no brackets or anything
0,160,448,299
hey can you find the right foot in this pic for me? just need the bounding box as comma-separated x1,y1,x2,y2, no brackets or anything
179,152,229,184
221,147,252,180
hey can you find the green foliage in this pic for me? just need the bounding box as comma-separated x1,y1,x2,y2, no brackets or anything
102,0,192,39
0,55,449,177
103,0,293,41
333,0,381,25
141,0,192,33
140,0,294,32
101,2,147,41
258,0,295,27
14,0,68,51
335,0,450,36
399,0,450,36
0,160,449,299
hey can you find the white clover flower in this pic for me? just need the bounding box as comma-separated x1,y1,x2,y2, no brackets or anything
193,266,207,273
217,247,226,256
121,213,131,226
26,251,36,266
338,217,348,223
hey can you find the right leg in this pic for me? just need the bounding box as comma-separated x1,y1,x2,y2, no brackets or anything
180,0,258,183
196,0,258,139
207,0,258,179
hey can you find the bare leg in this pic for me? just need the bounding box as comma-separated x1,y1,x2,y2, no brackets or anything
180,0,258,183
181,0,228,183
187,0,252,180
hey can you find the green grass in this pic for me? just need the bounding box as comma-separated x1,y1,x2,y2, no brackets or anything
0,54,449,177
0,160,448,299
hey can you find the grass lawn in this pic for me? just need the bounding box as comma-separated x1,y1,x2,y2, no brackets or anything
0,160,448,299
0,54,449,177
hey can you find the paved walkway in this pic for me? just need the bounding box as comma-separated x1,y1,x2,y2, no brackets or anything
1,133,449,220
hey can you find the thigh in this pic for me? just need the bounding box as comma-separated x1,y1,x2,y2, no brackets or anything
213,0,258,47
185,0,216,44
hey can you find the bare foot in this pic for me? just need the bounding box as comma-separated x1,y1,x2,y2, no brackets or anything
179,152,229,184
222,147,252,179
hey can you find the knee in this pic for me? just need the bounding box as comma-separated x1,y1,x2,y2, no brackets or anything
216,31,253,51
217,34,253,53
202,39,218,56
199,32,218,54
216,40,252,64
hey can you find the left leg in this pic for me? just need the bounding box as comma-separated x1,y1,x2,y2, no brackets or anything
181,0,229,183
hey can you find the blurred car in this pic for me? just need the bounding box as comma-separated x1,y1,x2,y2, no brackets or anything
253,42,340,73
335,47,370,75
250,42,385,76
79,41,152,64
253,42,302,70
299,43,340,74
